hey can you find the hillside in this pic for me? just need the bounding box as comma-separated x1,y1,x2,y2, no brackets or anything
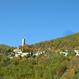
0,33,79,79
0,44,15,55
32,32,79,51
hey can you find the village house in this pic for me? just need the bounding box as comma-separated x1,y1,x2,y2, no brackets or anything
59,50,68,56
74,50,79,56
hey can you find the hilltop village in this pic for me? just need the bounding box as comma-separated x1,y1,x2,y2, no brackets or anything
8,38,47,59
8,38,79,59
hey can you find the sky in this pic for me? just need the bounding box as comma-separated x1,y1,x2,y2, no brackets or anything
0,0,79,46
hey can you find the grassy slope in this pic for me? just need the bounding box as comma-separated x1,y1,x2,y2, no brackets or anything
32,32,79,51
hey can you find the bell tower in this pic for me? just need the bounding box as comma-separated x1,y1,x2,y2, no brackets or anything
22,38,26,46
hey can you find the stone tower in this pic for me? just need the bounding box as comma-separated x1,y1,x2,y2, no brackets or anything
22,38,26,46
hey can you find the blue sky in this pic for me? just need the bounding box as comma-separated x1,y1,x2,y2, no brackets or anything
0,0,79,46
